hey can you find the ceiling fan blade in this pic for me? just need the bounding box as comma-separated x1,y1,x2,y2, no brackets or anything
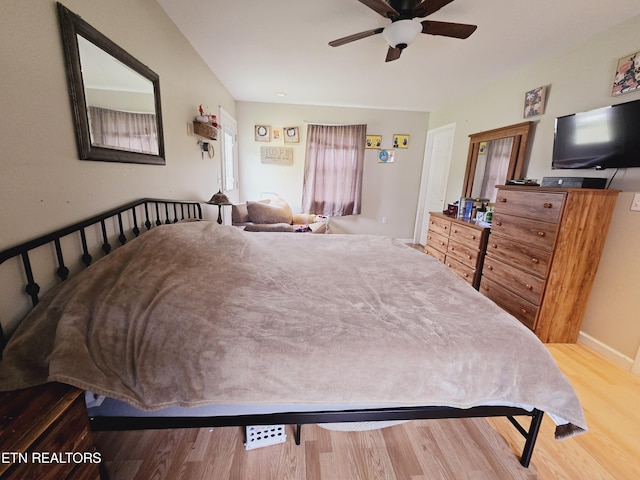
413,0,455,18
421,20,477,39
358,0,400,19
329,27,384,47
385,46,402,62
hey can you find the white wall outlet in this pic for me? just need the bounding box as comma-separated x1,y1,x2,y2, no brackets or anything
631,193,640,212
381,216,388,224
186,122,194,136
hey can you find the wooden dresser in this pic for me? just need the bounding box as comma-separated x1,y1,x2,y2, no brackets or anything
480,185,619,343
0,383,103,479
424,212,490,289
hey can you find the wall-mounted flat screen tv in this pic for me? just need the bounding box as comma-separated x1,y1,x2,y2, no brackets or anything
552,98,640,169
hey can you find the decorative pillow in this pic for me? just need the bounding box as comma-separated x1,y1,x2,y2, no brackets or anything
246,197,293,224
232,199,270,224
243,223,295,232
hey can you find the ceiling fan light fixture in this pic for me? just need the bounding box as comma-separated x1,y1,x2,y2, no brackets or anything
382,19,422,49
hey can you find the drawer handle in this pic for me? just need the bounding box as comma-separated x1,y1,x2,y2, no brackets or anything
520,308,528,315
491,243,498,249
464,273,469,278
543,203,553,209
495,221,502,226
467,255,473,260
525,284,533,290
471,235,476,240
487,265,494,270
531,257,539,264
453,228,458,233
537,231,545,237
499,198,507,202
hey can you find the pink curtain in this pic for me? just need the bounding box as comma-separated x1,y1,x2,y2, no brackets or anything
301,124,366,216
88,106,158,154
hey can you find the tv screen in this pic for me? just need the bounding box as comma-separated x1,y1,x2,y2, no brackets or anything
552,98,640,169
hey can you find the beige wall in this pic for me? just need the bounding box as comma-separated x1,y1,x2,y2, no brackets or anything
236,102,429,238
428,15,640,363
0,0,235,251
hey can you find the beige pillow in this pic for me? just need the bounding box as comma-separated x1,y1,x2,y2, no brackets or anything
232,199,270,224
247,197,293,224
243,223,295,232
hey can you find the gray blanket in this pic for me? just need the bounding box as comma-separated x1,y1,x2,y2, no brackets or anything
0,222,586,438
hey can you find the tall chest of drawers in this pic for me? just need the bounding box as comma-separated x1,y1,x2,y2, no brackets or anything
424,212,489,289
480,185,619,343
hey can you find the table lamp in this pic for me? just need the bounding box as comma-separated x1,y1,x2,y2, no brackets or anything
207,190,231,224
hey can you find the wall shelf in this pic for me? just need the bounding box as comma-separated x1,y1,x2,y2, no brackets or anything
193,121,218,141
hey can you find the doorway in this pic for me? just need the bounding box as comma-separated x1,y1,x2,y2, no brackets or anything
413,123,455,245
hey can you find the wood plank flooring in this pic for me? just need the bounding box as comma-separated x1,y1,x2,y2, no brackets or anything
94,344,640,479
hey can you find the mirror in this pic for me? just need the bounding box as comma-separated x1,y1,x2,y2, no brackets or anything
462,121,533,202
57,3,165,165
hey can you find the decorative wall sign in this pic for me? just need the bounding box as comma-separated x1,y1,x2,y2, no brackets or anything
612,51,640,95
378,149,395,163
255,125,271,142
283,126,299,143
523,86,547,117
260,146,293,164
393,134,410,149
366,135,382,149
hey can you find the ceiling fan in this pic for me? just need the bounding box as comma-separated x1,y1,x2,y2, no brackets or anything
329,0,477,62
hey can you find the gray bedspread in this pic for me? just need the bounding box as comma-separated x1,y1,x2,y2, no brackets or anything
0,222,586,438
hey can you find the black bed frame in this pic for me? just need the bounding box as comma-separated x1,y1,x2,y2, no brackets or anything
0,198,543,468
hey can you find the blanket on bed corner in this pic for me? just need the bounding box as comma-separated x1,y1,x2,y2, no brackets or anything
0,221,586,439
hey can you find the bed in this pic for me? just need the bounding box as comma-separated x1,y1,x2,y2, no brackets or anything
0,198,586,468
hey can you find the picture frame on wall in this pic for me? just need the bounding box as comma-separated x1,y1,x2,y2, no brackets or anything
378,149,395,163
393,134,410,149
255,125,271,142
283,126,299,143
366,135,382,149
523,86,547,118
612,51,640,96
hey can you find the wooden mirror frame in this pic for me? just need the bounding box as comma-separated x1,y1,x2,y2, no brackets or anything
462,121,533,197
57,3,165,165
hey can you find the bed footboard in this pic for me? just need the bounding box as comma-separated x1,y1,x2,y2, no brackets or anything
0,198,201,350
89,405,544,468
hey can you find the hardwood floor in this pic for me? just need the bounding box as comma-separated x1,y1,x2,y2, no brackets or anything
94,344,640,479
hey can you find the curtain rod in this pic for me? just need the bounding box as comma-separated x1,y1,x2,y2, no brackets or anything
303,121,366,126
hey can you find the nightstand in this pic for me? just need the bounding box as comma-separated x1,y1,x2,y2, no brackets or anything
0,382,103,479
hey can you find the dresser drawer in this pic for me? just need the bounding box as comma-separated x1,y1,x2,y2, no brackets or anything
486,235,550,278
495,190,565,222
426,230,449,254
428,215,451,237
480,276,538,330
449,223,484,249
447,239,480,269
445,256,476,285
483,256,544,305
491,213,558,251
424,244,446,262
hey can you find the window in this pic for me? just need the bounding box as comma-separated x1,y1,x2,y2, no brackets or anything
301,124,366,217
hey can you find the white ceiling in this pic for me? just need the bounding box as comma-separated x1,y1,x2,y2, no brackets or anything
156,0,640,112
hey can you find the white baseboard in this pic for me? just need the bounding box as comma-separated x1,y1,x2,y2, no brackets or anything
578,331,635,372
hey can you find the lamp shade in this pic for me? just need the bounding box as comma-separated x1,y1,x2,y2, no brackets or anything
207,190,231,205
382,19,422,48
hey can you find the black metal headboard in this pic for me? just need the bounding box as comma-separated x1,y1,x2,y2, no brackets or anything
0,198,202,352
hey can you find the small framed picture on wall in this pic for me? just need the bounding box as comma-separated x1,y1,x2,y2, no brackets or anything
523,86,547,118
283,126,299,143
255,125,271,142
